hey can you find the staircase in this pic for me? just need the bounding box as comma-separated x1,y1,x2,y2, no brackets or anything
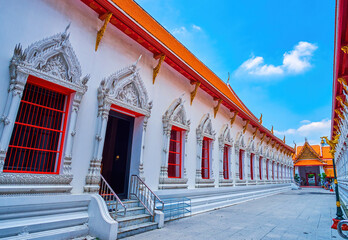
116,199,158,239
99,175,164,239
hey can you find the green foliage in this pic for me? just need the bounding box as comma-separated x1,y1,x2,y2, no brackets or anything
294,173,300,182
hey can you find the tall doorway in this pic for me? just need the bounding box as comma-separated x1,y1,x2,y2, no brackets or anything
101,110,134,199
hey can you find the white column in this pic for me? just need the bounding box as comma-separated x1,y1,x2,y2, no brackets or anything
0,72,27,172
84,104,110,193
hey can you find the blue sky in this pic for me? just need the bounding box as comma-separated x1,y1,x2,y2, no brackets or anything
135,0,335,146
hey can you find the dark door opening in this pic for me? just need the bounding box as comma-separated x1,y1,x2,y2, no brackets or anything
101,110,134,199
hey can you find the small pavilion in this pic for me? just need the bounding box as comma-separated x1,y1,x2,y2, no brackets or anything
293,140,334,186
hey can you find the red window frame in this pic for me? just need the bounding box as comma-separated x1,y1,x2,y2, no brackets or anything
4,76,72,174
272,162,275,180
168,126,183,178
259,156,262,180
250,153,254,180
223,145,229,179
239,149,244,180
201,137,210,179
277,163,279,179
266,159,269,180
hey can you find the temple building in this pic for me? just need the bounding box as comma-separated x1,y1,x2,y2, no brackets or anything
293,141,333,186
0,0,295,239
330,0,348,214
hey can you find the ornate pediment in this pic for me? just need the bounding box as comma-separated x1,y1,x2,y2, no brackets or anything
218,124,233,148
99,57,152,116
9,24,88,92
163,96,190,134
197,113,215,141
294,142,324,164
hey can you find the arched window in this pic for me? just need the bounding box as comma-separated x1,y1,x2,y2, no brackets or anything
196,113,215,188
218,124,233,187
259,156,263,180
0,25,88,194
266,159,269,180
239,149,245,180
250,153,254,180
160,97,190,189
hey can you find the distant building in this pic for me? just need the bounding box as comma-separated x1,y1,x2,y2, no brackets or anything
293,141,333,186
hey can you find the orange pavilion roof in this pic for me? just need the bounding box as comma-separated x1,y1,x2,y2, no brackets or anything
322,146,331,159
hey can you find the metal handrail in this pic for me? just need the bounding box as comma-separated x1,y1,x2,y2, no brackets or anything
99,175,127,219
130,175,164,221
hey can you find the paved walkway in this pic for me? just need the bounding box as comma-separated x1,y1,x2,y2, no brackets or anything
125,188,343,240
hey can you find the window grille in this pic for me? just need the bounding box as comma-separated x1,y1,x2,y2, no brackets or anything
250,153,254,180
239,149,244,180
168,128,182,178
266,159,269,180
4,83,69,174
259,156,262,180
201,137,210,179
223,145,229,179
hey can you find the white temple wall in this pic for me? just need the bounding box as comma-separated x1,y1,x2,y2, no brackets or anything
0,0,293,194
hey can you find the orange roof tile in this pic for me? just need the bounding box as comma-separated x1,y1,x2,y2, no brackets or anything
324,168,334,178
110,0,254,117
311,145,320,155
322,146,332,159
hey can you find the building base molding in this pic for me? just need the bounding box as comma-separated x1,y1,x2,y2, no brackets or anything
159,177,188,189
195,178,215,188
219,179,234,187
0,172,73,194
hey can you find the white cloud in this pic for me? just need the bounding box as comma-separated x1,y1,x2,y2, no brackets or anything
192,24,202,31
171,26,188,36
274,119,331,146
300,120,311,124
235,41,317,77
171,24,202,37
282,41,318,73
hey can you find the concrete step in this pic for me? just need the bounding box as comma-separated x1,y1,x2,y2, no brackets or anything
118,206,145,216
117,222,158,239
121,199,139,209
1,224,89,240
0,211,89,238
117,214,152,228
191,188,288,215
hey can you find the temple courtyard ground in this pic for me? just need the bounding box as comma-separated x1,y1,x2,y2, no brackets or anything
125,188,342,240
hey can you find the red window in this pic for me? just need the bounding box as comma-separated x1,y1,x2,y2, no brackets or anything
277,163,279,179
239,149,244,180
4,83,70,174
223,145,229,179
272,162,275,180
250,153,254,180
266,159,269,180
168,127,182,178
201,137,210,179
259,156,262,180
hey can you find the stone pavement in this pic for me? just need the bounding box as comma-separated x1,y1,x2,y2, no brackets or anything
125,188,344,240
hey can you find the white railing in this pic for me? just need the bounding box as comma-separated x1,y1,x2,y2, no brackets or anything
130,175,164,221
99,175,127,219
